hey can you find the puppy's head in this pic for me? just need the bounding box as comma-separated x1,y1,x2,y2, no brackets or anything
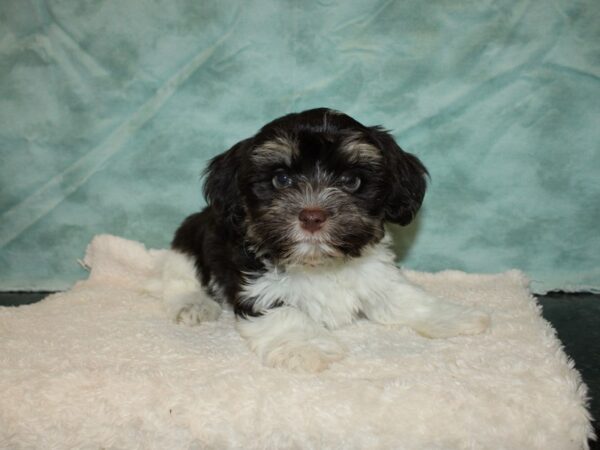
204,108,427,266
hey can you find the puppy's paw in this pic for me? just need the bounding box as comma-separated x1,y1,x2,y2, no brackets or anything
175,299,222,326
414,307,490,339
265,339,346,373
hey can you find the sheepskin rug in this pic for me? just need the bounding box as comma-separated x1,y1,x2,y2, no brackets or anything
0,235,594,449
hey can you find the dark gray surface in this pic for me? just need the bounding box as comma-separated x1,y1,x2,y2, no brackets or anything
537,293,599,448
1,291,598,446
0,292,55,307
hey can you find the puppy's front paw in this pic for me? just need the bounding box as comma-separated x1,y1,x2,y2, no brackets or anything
175,299,222,326
265,339,346,373
414,307,490,339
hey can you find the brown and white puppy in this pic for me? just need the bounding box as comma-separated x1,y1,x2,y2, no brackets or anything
165,108,489,372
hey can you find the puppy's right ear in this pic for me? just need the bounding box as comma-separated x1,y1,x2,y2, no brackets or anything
203,139,250,230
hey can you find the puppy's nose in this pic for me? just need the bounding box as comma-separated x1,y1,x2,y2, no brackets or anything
299,208,328,232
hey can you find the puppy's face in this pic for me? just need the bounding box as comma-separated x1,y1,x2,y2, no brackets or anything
204,108,427,266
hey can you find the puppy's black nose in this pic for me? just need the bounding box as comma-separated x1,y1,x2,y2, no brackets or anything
299,208,328,233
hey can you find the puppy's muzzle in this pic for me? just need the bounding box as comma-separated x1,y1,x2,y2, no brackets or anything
299,208,328,233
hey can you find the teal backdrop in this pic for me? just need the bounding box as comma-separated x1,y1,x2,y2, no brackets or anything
1,0,599,293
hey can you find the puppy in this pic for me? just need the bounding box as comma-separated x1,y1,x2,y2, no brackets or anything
165,108,490,372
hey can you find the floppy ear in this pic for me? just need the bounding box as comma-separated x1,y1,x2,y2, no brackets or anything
203,138,251,231
369,127,428,225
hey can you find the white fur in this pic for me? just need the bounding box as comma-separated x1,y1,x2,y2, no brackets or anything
159,237,490,371
236,306,346,372
237,238,490,370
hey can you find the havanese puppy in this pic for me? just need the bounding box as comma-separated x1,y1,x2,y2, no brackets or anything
164,107,490,372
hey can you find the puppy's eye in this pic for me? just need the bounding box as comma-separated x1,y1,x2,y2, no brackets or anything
272,172,293,189
340,174,361,192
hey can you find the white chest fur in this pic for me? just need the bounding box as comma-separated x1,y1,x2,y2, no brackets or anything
241,239,405,329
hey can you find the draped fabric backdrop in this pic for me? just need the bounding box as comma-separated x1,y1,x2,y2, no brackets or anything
1,0,599,292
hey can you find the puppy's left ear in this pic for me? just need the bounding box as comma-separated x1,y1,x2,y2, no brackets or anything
369,127,428,226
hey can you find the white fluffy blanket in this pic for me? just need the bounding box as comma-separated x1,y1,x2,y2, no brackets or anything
0,235,594,449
